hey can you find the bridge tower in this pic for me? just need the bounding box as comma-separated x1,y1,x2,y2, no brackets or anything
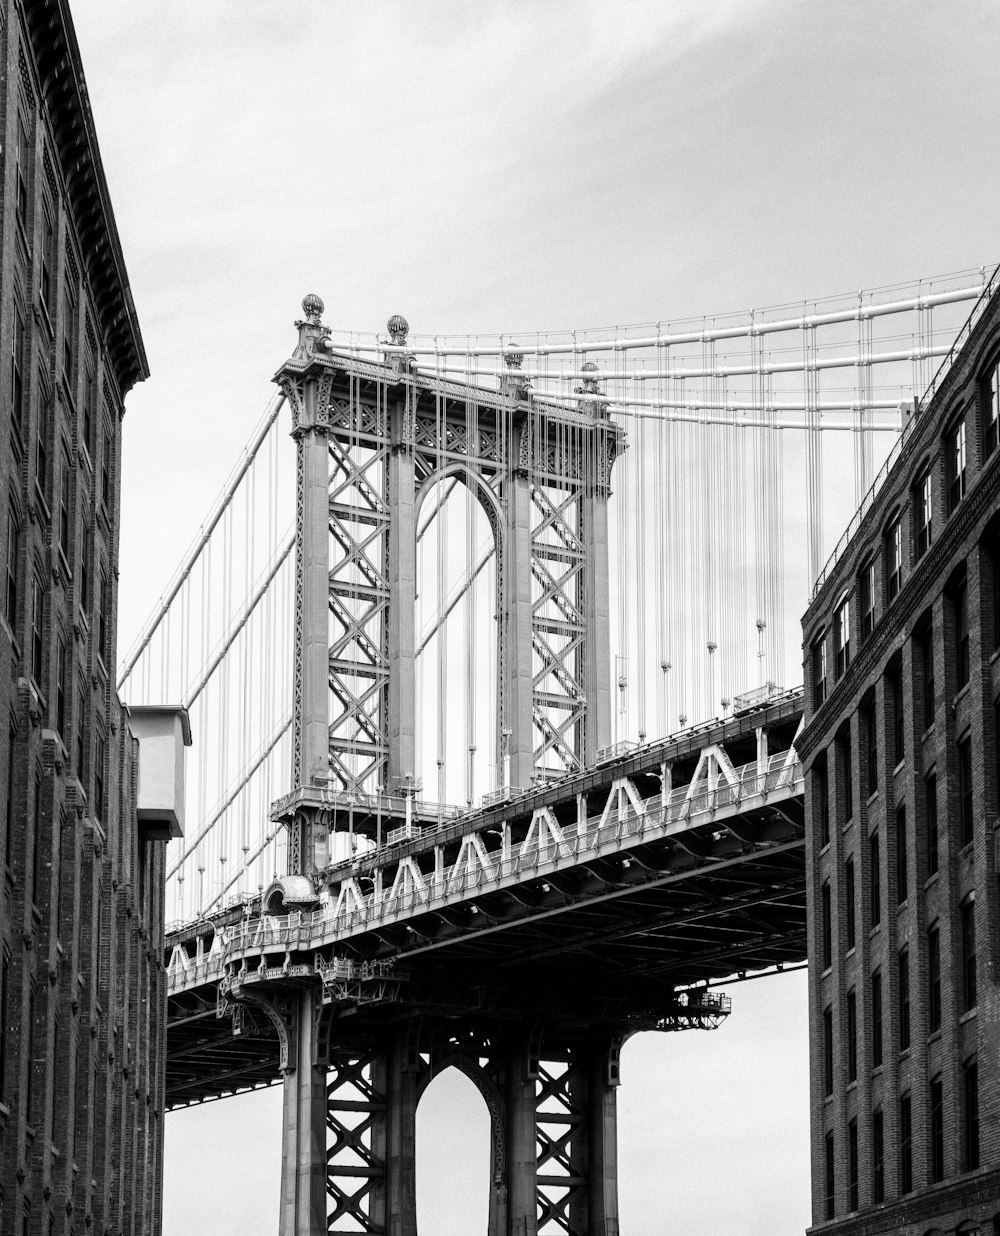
266,297,625,1235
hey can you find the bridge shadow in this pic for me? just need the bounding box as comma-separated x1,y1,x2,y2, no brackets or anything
417,1066,491,1235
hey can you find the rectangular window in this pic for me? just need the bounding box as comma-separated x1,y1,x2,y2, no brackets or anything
59,449,71,559
100,433,111,511
948,418,967,511
822,1006,833,1096
840,729,853,823
835,597,851,679
31,770,42,906
812,635,828,709
929,922,942,1032
886,517,902,600
816,761,830,847
989,361,1000,458
82,364,96,457
872,1108,884,1203
962,897,977,1012
859,559,876,642
958,733,973,848
899,947,910,1050
965,1060,980,1170
847,1118,858,1211
926,772,938,875
900,1093,913,1192
80,523,91,613
39,205,54,312
62,284,76,382
871,971,883,1068
915,467,933,557
891,668,904,766
896,806,907,905
955,575,970,689
862,701,878,795
824,1131,835,1220
98,569,109,660
918,624,935,729
930,1075,944,1182
94,734,105,823
846,989,857,1082
869,830,881,926
845,859,855,951
15,115,29,228
30,573,43,685
821,881,832,970
10,301,25,430
4,724,13,867
35,380,49,495
55,639,66,737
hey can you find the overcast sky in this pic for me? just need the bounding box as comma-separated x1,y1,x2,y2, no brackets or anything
67,1,1000,1232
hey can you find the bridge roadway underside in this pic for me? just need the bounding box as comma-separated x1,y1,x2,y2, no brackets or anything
166,705,806,1108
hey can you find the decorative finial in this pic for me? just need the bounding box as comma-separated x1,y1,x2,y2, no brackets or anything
575,359,604,400
504,345,524,369
302,294,324,324
387,314,409,346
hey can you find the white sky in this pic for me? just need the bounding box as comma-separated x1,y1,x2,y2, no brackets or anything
66,1,1000,1232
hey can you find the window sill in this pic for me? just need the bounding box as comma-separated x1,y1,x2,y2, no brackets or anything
866,790,879,806
921,722,936,743
959,1007,978,1025
924,870,940,888
927,1029,942,1045
893,759,905,775
954,682,971,706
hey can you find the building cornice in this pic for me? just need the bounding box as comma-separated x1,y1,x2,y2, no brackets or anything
23,0,148,395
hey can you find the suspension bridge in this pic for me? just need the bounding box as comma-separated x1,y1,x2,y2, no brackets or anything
122,265,997,1234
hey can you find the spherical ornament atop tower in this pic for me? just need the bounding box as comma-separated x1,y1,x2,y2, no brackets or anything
581,361,598,373
387,314,409,345
302,294,324,324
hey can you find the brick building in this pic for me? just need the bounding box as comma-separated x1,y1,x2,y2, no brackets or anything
0,2,182,1234
799,272,1000,1234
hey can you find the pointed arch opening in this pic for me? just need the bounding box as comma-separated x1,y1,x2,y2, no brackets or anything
416,1065,492,1235
414,469,500,809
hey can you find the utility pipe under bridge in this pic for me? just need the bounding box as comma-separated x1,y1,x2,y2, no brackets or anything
165,688,805,1236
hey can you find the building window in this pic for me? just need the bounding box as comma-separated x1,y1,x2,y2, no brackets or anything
82,363,96,458
964,1058,980,1171
896,805,907,905
100,432,111,511
30,573,43,685
862,699,878,795
4,724,13,867
845,858,855,952
80,523,91,613
900,1092,913,1192
958,733,973,848
821,881,832,970
824,1131,835,1219
916,621,935,729
5,508,20,635
961,895,977,1012
872,1108,885,1203
859,559,876,642
15,115,29,229
954,573,970,690
846,989,857,1082
812,634,828,709
926,771,938,875
823,1006,833,1096
898,947,910,1050
25,990,35,1125
948,417,968,511
871,970,883,1068
847,1118,858,1211
62,284,77,382
31,767,42,906
838,726,853,823
815,760,830,847
39,204,54,313
98,568,109,660
10,301,25,432
988,360,1000,458
889,665,904,766
55,639,67,737
59,449,71,560
928,921,942,1032
930,1074,945,1182
94,733,105,823
0,955,7,1101
834,596,850,678
885,516,902,600
35,380,49,495
914,466,933,557
869,830,881,927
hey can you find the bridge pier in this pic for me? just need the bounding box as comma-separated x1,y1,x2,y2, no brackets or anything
279,988,328,1236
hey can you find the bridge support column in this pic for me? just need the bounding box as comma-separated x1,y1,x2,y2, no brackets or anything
279,987,328,1236
387,396,417,791
584,1047,620,1236
505,452,536,793
503,1041,539,1236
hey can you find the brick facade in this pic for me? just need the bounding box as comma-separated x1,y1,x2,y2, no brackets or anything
0,3,165,1235
799,279,1000,1234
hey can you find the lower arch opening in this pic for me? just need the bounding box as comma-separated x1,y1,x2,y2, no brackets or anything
416,1066,491,1235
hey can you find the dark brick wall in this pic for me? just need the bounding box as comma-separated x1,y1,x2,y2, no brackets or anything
0,4,163,1234
800,283,1000,1233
